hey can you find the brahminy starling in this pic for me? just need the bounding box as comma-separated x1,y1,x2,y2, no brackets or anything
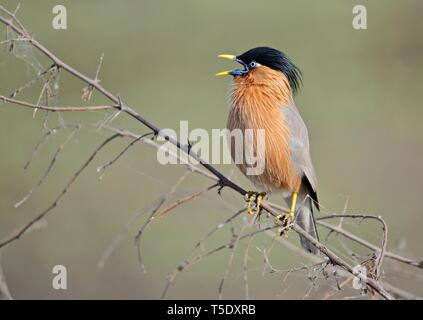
217,47,319,254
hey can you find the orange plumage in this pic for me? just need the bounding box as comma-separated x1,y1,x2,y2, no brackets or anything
227,66,302,194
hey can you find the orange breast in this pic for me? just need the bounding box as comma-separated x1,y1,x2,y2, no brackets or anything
226,66,302,193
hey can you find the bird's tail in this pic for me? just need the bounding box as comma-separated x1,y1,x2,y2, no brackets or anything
293,187,319,254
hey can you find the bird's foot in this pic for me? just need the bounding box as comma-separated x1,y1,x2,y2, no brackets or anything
275,210,295,236
244,191,266,215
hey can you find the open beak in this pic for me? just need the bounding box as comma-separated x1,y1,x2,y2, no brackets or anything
216,54,240,76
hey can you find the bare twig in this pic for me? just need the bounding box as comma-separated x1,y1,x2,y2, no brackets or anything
242,235,254,300
155,184,219,218
0,134,121,248
0,4,28,36
162,224,288,299
134,197,166,273
267,202,422,270
317,214,388,279
97,205,150,269
1,95,116,112
218,225,246,299
161,209,246,298
96,131,155,174
6,65,56,100
98,172,192,269
82,53,104,101
318,219,422,269
268,231,422,300
292,223,394,300
23,124,80,170
15,126,79,208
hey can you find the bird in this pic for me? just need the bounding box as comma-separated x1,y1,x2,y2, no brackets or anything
216,47,319,254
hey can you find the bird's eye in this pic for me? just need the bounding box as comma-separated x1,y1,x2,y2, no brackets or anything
249,61,257,68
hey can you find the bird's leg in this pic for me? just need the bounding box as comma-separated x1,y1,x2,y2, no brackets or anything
245,191,266,215
256,192,265,213
276,191,298,236
245,192,256,215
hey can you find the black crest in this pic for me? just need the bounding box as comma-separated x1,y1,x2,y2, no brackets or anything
237,47,302,94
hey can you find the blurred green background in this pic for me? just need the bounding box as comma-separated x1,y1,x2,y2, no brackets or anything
0,0,422,299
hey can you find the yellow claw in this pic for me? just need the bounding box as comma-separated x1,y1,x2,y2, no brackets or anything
275,214,284,223
256,194,263,213
277,191,298,236
245,192,266,215
247,193,256,215
279,215,293,236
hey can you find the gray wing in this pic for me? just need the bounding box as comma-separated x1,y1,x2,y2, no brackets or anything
280,105,317,191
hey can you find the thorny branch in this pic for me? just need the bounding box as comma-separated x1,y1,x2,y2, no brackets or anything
0,94,117,112
0,7,422,300
0,134,122,248
14,126,80,208
317,214,389,280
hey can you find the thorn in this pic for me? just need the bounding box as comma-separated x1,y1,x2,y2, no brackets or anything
117,95,123,110
217,180,226,195
187,140,193,155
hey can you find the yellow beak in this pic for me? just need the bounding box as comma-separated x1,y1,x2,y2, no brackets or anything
215,54,236,76
218,54,236,60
